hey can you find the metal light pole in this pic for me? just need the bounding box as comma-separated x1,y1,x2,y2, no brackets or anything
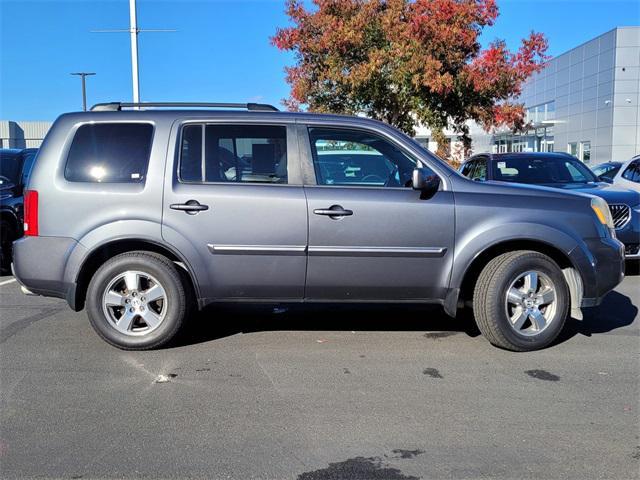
70,72,96,111
91,0,175,104
129,0,140,104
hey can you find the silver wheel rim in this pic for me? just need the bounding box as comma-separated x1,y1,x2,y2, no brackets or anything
504,270,557,337
101,270,167,336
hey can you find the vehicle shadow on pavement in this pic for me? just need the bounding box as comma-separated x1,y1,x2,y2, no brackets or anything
175,303,481,348
176,269,639,349
557,290,638,343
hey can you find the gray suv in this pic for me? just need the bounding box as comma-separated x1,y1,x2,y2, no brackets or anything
12,102,625,351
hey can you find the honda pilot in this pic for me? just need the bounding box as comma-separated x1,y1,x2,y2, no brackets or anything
12,102,625,351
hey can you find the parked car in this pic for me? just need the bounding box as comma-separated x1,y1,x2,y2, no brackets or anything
609,156,640,192
460,152,640,259
592,161,623,183
0,148,38,271
13,102,624,352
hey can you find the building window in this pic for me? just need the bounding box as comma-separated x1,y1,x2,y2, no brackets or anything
415,137,429,150
580,141,591,163
546,101,555,120
526,101,555,124
568,142,578,158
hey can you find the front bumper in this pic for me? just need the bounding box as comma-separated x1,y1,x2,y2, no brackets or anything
615,208,640,259
571,236,625,308
623,243,639,259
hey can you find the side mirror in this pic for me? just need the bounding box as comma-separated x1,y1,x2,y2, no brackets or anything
412,167,440,198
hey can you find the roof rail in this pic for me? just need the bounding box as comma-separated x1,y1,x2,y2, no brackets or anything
90,102,279,112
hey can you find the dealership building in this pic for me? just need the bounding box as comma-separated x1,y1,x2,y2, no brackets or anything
416,26,640,165
0,120,52,149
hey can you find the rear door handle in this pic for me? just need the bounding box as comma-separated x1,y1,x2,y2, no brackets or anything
313,205,353,218
170,200,209,215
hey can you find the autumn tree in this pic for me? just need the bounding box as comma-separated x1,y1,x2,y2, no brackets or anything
272,0,548,158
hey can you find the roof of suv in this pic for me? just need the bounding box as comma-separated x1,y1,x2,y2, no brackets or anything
61,108,395,130
84,101,383,125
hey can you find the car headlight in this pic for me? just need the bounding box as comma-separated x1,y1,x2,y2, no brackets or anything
591,197,614,229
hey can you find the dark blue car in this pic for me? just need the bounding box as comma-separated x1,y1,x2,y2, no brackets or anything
0,148,38,270
460,152,640,259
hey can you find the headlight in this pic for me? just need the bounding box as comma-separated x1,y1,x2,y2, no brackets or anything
591,197,614,229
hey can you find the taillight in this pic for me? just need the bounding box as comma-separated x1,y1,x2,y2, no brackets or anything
24,190,38,236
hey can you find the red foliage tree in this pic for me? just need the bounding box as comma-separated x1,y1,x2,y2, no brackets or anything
272,0,548,158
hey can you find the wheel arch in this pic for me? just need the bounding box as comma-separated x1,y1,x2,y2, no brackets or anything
457,239,575,303
70,237,200,311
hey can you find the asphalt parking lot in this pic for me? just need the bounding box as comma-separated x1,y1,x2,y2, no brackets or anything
0,267,638,480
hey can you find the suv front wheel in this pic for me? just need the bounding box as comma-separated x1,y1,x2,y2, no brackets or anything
473,250,570,352
86,251,187,350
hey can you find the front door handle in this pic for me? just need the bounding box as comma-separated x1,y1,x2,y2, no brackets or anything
313,205,353,218
170,200,209,215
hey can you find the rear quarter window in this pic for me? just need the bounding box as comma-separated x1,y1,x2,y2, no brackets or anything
64,123,153,183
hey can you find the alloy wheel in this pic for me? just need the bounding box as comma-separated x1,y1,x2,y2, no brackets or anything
101,270,167,336
504,270,557,337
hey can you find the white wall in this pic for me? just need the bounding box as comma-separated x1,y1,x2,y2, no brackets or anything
0,120,51,148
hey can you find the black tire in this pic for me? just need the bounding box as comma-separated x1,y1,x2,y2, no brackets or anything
473,250,569,352
86,251,188,350
0,219,15,274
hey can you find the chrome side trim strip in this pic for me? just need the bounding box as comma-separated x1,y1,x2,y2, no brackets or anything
208,244,447,257
207,244,307,255
308,246,447,257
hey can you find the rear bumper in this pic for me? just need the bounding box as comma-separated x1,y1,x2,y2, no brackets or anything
12,236,80,305
571,236,625,307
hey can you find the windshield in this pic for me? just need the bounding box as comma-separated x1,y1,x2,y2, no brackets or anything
492,155,598,185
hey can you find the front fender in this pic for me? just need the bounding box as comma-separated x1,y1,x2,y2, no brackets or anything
449,222,595,292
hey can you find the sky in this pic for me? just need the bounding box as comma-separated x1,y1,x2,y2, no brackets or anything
1,0,639,121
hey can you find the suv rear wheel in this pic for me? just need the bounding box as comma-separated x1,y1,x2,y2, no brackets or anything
473,250,569,352
86,251,187,350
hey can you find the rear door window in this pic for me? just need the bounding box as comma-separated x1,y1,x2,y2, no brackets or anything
65,123,153,183
179,124,288,184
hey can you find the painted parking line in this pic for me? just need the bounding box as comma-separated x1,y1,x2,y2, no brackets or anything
0,278,17,286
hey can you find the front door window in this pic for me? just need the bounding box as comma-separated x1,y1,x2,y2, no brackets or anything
308,128,423,188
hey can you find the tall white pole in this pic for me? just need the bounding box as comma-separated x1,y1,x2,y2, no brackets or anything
129,0,140,103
